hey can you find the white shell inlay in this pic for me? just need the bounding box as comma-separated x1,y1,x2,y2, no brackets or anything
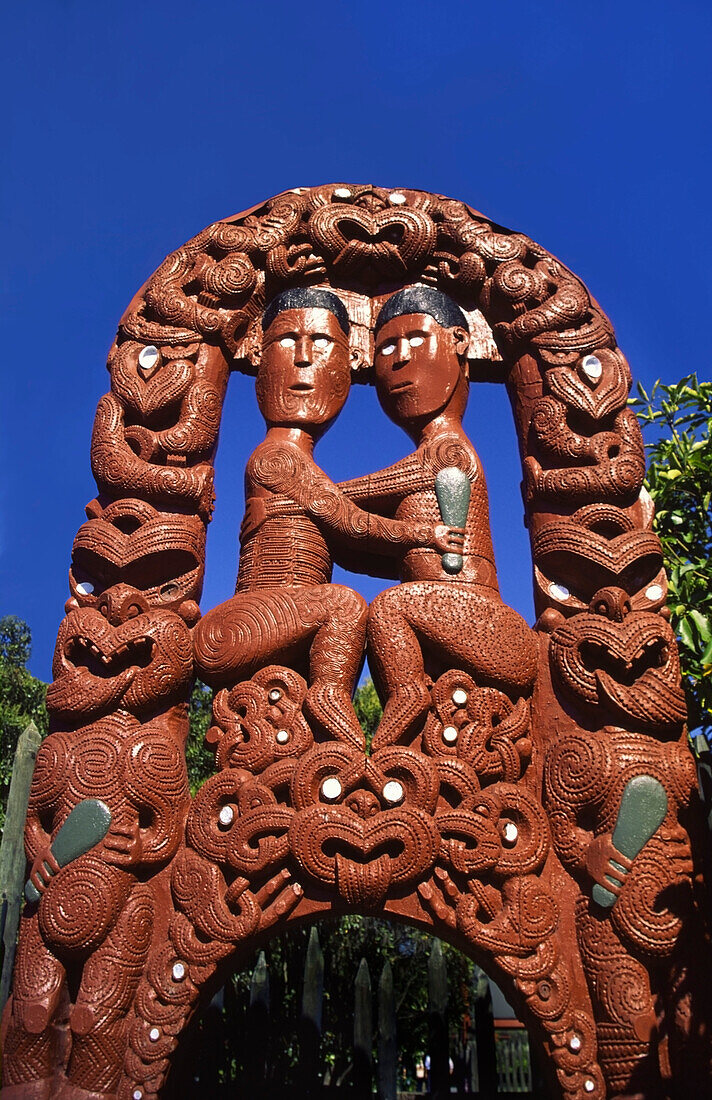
389,192,407,204
276,729,289,744
321,777,342,801
76,581,94,596
569,1034,582,1052
138,345,160,371
268,688,282,702
172,962,186,981
333,187,352,199
149,1027,160,1042
383,780,404,803
584,1080,595,1093
581,354,602,382
443,726,458,744
133,1091,143,1100
502,822,518,844
645,584,663,602
548,582,570,601
452,688,468,706
218,805,235,826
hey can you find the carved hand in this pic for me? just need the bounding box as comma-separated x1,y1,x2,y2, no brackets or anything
585,832,632,897
102,820,143,867
27,847,61,897
433,524,466,555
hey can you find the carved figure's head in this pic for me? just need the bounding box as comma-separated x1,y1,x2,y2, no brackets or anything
257,288,352,434
373,287,469,433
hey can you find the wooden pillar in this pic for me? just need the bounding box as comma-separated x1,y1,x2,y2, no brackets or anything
0,720,41,1014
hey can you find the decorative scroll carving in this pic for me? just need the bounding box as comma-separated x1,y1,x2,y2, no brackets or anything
3,184,708,1100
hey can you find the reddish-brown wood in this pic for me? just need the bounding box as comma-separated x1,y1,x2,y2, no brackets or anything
1,184,709,1100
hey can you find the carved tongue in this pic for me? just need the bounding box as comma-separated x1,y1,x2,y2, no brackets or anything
335,852,390,907
47,666,136,714
596,667,687,726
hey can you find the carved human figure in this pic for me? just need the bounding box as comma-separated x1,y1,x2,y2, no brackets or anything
193,288,461,746
338,287,537,748
1,500,195,1097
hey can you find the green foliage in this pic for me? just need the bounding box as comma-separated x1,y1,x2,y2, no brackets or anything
353,677,382,749
185,678,215,794
0,616,48,831
632,375,712,731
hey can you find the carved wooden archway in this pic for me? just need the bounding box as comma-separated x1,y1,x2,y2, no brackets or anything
2,185,709,1100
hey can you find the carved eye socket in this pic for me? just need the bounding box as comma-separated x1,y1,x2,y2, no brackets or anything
280,336,296,348
409,336,424,348
380,342,396,356
313,337,330,350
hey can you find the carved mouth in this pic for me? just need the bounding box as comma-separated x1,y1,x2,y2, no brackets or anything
580,635,669,686
64,635,155,678
389,380,413,392
290,382,314,392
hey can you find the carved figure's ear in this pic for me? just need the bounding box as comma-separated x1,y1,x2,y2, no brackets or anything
452,326,469,360
350,346,360,371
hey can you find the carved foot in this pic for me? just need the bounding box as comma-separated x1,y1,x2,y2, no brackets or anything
305,682,365,749
372,680,430,751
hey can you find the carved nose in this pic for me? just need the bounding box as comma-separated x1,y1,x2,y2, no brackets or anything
589,586,631,622
97,585,149,626
294,337,312,366
345,789,380,819
395,337,411,364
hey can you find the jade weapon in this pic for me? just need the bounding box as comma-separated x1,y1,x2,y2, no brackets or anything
25,799,112,903
434,466,471,575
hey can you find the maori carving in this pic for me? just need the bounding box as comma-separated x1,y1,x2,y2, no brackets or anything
3,184,708,1100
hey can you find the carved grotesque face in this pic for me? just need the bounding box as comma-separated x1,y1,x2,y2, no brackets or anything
374,313,468,425
256,308,351,431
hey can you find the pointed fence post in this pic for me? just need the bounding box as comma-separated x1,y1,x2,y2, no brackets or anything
299,926,324,1096
242,950,271,1091
377,959,397,1100
428,940,449,1100
353,956,372,1098
0,721,42,1014
472,967,497,1098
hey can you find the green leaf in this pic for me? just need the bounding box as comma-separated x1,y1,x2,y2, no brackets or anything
689,611,712,643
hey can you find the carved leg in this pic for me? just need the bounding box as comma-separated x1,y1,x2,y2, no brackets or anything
368,583,536,748
66,887,154,1096
576,901,664,1099
1,912,66,1089
303,584,368,747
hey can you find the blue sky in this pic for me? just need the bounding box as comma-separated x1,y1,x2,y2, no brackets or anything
2,0,711,680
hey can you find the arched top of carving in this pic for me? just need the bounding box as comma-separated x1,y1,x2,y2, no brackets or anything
118,183,615,382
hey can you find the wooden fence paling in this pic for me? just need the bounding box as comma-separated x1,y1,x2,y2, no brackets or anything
377,959,397,1100
242,950,271,1091
427,939,449,1100
0,720,41,1014
299,926,324,1096
353,956,372,1098
473,966,497,1097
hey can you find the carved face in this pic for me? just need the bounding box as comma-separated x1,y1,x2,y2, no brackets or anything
374,313,468,425
48,605,193,717
256,308,351,430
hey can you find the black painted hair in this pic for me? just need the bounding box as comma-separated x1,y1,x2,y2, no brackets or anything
262,287,350,335
375,286,469,335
